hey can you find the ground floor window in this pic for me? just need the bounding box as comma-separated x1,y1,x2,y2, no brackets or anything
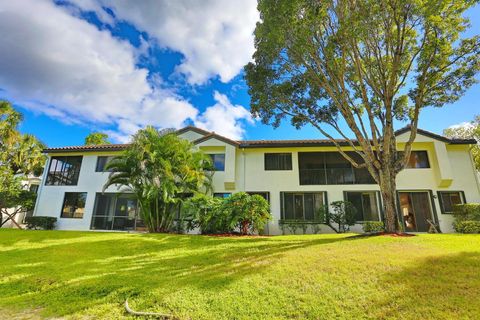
61,192,87,218
281,192,326,221
90,193,143,231
246,192,270,202
213,193,231,198
344,191,381,222
437,191,465,214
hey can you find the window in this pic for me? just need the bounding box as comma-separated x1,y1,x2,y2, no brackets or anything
298,152,375,185
438,191,465,214
29,184,39,194
247,192,270,202
406,151,430,168
208,154,225,171
344,191,380,221
281,192,325,221
91,193,142,230
46,156,82,186
61,192,87,218
96,156,116,172
265,153,292,170
213,193,231,198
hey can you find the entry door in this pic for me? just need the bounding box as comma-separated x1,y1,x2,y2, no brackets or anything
398,192,434,232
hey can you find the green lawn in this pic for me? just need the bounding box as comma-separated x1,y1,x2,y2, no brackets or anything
1,230,480,319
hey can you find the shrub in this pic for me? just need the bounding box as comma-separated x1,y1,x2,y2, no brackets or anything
453,221,480,234
25,216,57,230
363,221,384,233
183,192,272,235
452,203,480,221
329,201,357,233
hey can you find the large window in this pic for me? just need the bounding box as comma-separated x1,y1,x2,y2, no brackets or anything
298,152,375,185
406,151,430,168
438,191,465,214
281,192,326,221
91,194,143,230
61,192,87,218
265,153,292,170
96,156,116,172
208,154,225,171
46,156,83,186
344,191,381,221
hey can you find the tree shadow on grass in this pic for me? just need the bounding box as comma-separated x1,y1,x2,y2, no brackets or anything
375,251,480,319
0,232,358,318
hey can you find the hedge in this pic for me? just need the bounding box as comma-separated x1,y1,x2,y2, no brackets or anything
362,221,384,233
452,203,480,221
25,216,57,230
453,221,480,234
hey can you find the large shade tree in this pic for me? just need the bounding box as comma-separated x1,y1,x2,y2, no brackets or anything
103,126,213,232
443,115,480,170
84,132,111,145
0,101,46,228
245,0,480,232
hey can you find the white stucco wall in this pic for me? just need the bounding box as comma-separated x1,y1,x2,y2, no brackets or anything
33,130,480,234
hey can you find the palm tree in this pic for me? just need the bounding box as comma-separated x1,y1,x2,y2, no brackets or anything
103,126,213,232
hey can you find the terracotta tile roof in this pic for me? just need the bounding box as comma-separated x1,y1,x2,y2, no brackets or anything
43,126,476,153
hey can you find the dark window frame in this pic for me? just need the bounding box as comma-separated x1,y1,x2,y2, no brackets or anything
344,191,382,222
437,191,466,214
246,191,270,203
95,156,116,172
60,192,87,219
298,152,375,185
280,191,327,222
90,193,142,230
405,151,430,169
45,156,83,186
264,153,293,171
213,193,231,198
208,154,226,171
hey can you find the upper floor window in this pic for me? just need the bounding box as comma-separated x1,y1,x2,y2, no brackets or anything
344,191,381,221
265,153,292,170
406,151,430,168
96,156,116,172
298,152,375,185
209,154,225,171
61,192,87,218
438,191,465,214
46,156,82,186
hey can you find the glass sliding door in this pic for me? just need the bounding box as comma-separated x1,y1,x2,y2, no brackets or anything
91,193,143,231
398,192,434,232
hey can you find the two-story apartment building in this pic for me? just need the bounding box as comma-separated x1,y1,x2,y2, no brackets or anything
33,126,480,234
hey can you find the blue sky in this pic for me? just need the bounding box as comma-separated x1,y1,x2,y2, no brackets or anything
0,1,479,147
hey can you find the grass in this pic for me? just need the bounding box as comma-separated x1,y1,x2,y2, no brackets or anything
1,230,480,319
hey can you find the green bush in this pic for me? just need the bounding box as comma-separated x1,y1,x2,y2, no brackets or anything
453,221,480,234
25,216,57,230
362,221,384,233
183,192,272,235
329,201,357,233
453,203,480,221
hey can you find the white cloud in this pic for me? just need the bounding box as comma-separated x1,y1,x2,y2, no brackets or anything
0,0,255,143
195,91,253,140
0,0,200,141
72,0,259,85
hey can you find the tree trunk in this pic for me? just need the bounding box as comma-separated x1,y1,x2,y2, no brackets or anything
378,168,399,233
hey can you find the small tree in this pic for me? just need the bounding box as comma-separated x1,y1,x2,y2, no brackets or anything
182,194,223,234
221,193,272,235
443,115,479,170
104,127,213,232
329,201,357,233
0,101,45,227
84,132,110,145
